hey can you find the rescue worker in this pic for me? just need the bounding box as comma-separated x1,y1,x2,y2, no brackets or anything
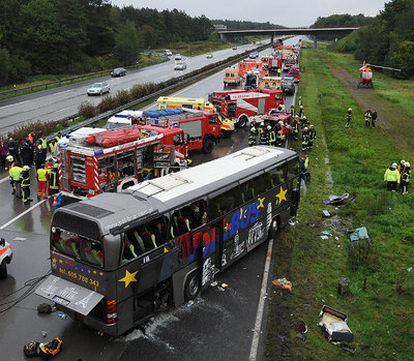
293,117,300,141
268,124,277,147
259,123,269,145
34,144,45,169
20,165,33,204
301,127,309,151
300,155,310,184
308,124,316,150
19,138,33,166
346,108,352,128
48,162,60,196
289,104,295,117
5,155,14,171
276,129,286,147
7,138,19,165
371,110,378,127
364,110,372,127
401,162,410,195
301,115,309,128
298,96,302,107
248,121,258,146
9,162,23,198
36,164,49,200
384,163,400,191
48,139,57,155
397,160,406,175
298,105,304,118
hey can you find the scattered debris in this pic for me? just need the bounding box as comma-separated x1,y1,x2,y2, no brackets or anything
318,305,353,343
272,278,292,292
338,277,350,296
323,193,353,206
210,281,218,287
348,227,370,243
294,320,308,334
37,303,53,314
320,235,329,240
23,341,40,358
56,311,67,320
338,343,356,353
221,283,228,289
12,237,26,242
217,286,225,292
322,210,331,218
23,338,63,359
321,230,332,236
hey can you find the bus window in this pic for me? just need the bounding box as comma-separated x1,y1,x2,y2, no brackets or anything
267,163,288,187
208,189,239,219
287,159,301,180
80,239,104,267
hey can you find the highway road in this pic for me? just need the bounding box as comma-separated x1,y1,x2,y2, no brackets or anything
0,37,300,361
0,42,265,135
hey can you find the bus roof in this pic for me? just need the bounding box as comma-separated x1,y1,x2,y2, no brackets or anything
53,146,297,236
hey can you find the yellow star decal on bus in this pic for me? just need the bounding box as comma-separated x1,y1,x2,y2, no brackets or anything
118,270,138,288
276,186,288,204
257,197,265,209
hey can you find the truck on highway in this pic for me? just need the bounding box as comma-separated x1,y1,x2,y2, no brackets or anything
38,146,301,336
209,89,284,127
142,108,222,153
223,66,241,87
57,126,187,199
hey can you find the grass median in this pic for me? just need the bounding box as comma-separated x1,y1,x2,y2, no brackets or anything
265,47,414,361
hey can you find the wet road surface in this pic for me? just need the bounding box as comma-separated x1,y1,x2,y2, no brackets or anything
0,42,265,135
0,37,300,361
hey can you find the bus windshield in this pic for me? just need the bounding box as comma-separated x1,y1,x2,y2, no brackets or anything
51,227,104,268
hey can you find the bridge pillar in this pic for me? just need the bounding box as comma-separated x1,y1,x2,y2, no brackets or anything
219,33,227,42
271,33,274,45
313,37,318,48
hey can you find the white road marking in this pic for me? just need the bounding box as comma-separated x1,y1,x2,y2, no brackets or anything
249,238,274,361
0,176,10,184
0,199,47,230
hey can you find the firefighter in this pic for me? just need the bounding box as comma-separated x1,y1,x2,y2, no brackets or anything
293,117,300,141
397,160,405,175
301,115,309,128
301,127,309,151
300,155,310,184
384,163,400,191
9,162,23,198
346,108,352,128
364,110,372,127
298,105,304,118
371,110,378,127
20,165,32,204
259,123,269,145
308,124,316,150
401,162,410,195
268,124,277,147
289,104,295,117
34,144,45,169
298,96,302,107
276,129,286,147
248,121,258,146
36,164,49,200
49,162,60,195
48,139,57,155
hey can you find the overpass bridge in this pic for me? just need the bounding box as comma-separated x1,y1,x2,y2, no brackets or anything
218,27,359,47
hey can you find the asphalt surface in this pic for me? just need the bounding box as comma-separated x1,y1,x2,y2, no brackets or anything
0,42,265,135
0,37,300,361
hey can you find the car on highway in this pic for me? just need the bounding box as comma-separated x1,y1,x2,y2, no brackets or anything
111,67,127,77
249,51,259,59
206,54,213,59
0,238,13,279
174,54,182,61
281,77,296,95
281,76,296,95
87,82,110,96
174,62,187,71
164,49,173,56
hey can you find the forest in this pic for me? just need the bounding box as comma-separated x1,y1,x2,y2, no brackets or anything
328,0,414,78
0,0,217,84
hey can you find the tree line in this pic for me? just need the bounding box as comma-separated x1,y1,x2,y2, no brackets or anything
0,0,213,84
328,0,414,78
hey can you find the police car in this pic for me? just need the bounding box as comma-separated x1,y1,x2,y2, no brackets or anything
0,238,13,279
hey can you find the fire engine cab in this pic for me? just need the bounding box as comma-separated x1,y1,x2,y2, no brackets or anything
209,89,284,127
58,126,187,199
142,108,222,154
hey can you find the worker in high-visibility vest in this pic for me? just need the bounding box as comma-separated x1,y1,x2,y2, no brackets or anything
49,163,60,195
384,163,400,192
20,165,33,204
36,164,49,199
9,162,23,198
248,121,258,146
401,162,410,195
268,125,277,147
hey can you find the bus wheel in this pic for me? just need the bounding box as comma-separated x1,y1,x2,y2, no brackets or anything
184,271,201,301
237,115,248,128
203,138,214,154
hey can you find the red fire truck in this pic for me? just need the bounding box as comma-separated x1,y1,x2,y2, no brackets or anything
209,89,284,127
238,59,268,78
58,126,188,199
142,109,222,154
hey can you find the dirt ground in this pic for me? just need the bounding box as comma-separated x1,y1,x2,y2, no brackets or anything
328,64,414,153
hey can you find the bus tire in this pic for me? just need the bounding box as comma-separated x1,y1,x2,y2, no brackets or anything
237,115,248,128
203,138,214,154
184,271,201,301
268,216,280,241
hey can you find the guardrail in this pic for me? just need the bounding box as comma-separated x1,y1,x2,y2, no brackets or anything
45,42,271,141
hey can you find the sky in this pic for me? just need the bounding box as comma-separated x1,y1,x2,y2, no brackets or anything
111,0,386,27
